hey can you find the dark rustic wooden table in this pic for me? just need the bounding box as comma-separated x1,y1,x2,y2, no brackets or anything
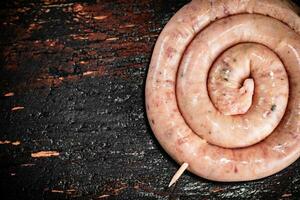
1,0,300,199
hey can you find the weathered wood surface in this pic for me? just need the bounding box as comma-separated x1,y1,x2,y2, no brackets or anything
0,0,300,199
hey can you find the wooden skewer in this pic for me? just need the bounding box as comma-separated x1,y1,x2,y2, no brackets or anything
168,162,189,187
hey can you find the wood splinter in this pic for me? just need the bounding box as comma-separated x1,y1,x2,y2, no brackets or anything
168,162,189,187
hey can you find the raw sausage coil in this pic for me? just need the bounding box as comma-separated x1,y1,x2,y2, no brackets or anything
145,0,300,181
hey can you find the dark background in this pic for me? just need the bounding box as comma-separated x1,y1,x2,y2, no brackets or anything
0,0,300,199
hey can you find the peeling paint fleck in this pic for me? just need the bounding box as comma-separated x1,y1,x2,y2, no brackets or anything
4,92,14,97
31,151,60,158
106,37,119,41
282,193,292,197
11,141,21,146
93,16,107,20
11,106,24,111
51,189,64,193
0,140,21,145
120,24,135,28
97,194,110,198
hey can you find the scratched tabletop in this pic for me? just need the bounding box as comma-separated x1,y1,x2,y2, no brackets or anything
0,0,300,199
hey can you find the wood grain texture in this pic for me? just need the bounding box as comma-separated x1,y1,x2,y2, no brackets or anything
0,0,300,199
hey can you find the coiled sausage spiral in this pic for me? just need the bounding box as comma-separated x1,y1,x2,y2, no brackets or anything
145,0,300,181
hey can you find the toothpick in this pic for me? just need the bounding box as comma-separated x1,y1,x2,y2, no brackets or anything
168,162,189,187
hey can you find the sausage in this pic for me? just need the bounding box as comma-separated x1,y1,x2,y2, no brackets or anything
145,0,300,181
